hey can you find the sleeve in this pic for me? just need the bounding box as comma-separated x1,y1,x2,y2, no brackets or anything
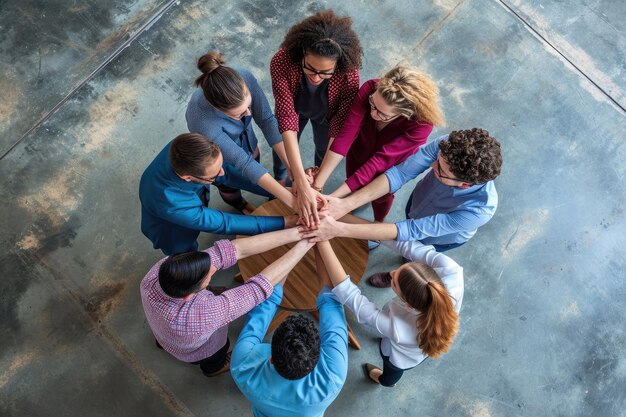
382,240,464,312
328,68,360,139
395,207,493,241
203,239,238,270
330,279,395,339
344,124,432,191
384,137,441,193
317,287,349,381
198,274,275,332
231,284,284,371
270,49,300,134
160,188,284,235
329,80,372,156
212,129,268,183
245,70,283,147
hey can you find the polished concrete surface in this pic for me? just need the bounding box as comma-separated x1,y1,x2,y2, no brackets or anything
1,0,625,416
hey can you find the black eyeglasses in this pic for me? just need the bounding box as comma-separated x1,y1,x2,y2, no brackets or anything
434,154,471,184
190,173,219,184
368,94,398,121
301,59,335,79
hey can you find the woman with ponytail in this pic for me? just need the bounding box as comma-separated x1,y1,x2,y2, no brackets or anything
312,66,445,226
270,9,363,227
325,239,463,387
186,51,294,213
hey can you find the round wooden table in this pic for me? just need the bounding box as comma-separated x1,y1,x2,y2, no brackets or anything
237,199,368,348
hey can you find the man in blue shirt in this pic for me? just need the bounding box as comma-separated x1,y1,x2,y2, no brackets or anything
139,133,296,255
231,244,349,417
301,128,502,287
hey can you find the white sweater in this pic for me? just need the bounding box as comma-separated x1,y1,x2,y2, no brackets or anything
331,240,464,369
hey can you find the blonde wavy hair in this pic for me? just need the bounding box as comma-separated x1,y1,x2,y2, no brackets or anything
377,66,445,126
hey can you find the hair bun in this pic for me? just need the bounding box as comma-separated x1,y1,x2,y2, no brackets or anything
197,51,226,75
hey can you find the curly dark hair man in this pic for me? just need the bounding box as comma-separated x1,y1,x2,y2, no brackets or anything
280,9,363,72
271,314,321,380
439,128,503,184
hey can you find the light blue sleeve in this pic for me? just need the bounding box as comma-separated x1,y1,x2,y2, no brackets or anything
242,69,283,147
317,287,349,381
395,205,493,241
232,285,284,374
384,136,444,193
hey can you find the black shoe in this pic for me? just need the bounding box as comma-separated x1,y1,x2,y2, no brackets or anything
202,352,231,377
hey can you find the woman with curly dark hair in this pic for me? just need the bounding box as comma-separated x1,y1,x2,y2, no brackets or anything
270,9,363,227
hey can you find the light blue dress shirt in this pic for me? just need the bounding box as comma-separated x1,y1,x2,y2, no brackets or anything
231,285,348,417
384,135,498,245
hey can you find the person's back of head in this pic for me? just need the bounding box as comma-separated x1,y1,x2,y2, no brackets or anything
169,132,220,178
280,9,363,72
397,262,459,358
271,314,321,380
158,251,212,298
377,66,445,126
195,51,247,111
439,128,503,184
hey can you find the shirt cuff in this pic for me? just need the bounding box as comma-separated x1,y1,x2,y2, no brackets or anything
248,273,275,299
384,168,403,194
211,240,238,269
394,221,412,241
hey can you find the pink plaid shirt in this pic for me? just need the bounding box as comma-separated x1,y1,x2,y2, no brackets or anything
140,240,274,362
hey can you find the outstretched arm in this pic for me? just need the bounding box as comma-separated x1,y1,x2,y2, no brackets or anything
232,227,301,259
315,241,350,287
260,239,315,286
300,215,398,242
325,173,391,220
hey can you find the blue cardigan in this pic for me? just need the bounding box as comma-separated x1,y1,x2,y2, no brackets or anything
139,141,284,254
186,67,282,184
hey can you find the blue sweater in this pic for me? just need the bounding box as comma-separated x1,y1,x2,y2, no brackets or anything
186,68,283,184
139,141,284,254
231,286,348,417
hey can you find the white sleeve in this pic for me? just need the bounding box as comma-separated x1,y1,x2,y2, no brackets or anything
382,240,464,312
331,277,395,339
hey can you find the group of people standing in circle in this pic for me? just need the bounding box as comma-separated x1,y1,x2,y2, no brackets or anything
139,9,503,416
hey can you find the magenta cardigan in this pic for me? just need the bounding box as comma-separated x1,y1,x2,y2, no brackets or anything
330,79,433,191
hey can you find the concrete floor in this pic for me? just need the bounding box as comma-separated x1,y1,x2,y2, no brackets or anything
1,0,624,416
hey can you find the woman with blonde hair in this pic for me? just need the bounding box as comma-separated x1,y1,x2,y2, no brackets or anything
315,238,462,387
312,66,445,225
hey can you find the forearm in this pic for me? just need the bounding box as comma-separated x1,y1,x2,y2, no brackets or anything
330,182,351,198
316,241,349,287
257,173,295,209
343,174,391,212
283,132,307,182
261,240,314,285
233,227,301,259
335,221,398,241
313,150,344,190
271,141,291,171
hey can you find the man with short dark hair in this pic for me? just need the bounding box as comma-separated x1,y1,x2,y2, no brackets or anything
302,128,502,287
139,133,297,255
231,243,348,416
140,227,313,377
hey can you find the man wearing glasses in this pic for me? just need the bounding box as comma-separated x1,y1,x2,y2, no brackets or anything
300,128,503,287
139,133,296,255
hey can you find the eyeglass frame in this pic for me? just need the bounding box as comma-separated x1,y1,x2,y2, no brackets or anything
434,153,472,184
301,57,336,79
368,94,399,122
